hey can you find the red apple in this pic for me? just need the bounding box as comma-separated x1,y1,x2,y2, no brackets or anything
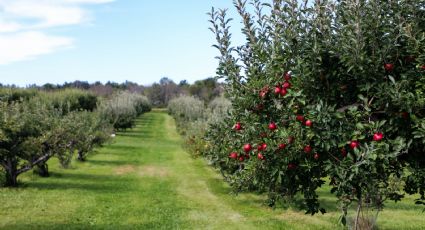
274,86,281,95
305,119,312,127
314,153,320,160
238,156,245,162
287,163,296,170
268,122,277,131
284,72,291,81
405,55,415,63
243,144,252,153
259,86,269,98
278,143,287,150
304,145,312,153
257,153,265,160
288,136,295,144
421,64,425,70
257,143,267,151
341,148,347,157
280,88,288,96
229,152,238,159
234,122,242,131
384,63,394,72
401,112,409,119
373,132,384,141
282,82,291,89
349,140,359,149
296,115,304,122
256,104,265,111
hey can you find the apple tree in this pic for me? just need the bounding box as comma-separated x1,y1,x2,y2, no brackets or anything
206,0,424,226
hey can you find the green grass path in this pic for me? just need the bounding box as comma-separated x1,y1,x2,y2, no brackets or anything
1,110,424,229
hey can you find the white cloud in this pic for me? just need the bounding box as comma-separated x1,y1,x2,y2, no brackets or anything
0,0,113,64
0,31,73,64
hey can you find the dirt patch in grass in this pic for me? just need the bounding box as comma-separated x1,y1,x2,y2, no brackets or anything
139,165,169,177
114,165,137,175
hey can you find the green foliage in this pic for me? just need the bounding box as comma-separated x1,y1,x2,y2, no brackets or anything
0,88,39,103
37,89,98,114
99,91,151,130
0,89,114,186
207,0,425,226
168,95,232,157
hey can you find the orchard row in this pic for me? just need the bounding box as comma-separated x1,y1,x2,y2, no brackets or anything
0,89,151,186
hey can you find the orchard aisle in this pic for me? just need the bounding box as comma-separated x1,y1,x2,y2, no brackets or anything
3,110,423,229
0,110,304,229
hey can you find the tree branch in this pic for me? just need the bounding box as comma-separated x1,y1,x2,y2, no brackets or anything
17,152,54,175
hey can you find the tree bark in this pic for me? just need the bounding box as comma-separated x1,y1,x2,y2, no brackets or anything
35,163,49,177
77,150,85,161
4,158,18,187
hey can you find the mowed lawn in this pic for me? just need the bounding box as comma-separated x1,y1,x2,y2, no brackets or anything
1,110,424,229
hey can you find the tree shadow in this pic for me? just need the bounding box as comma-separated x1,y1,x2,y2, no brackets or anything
88,159,133,166
21,172,135,193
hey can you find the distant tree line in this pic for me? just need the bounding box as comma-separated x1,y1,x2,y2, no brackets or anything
1,77,224,107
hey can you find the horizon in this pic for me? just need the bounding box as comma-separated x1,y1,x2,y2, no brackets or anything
0,1,245,87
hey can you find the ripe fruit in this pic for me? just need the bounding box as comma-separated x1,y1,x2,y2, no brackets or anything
255,104,264,111
243,144,252,152
274,86,281,95
421,65,425,70
234,122,242,131
284,72,291,81
304,145,312,153
401,112,409,119
296,115,304,122
280,88,288,96
257,143,267,151
282,82,291,89
287,136,295,144
287,163,296,170
341,148,347,157
373,132,384,141
384,63,394,72
314,153,320,160
349,140,359,149
305,119,312,127
268,122,277,131
229,152,238,159
257,153,265,160
238,156,245,162
259,86,269,98
278,143,286,150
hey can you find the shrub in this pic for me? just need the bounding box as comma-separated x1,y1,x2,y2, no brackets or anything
38,89,98,113
168,95,232,157
0,88,38,103
168,96,206,129
207,0,425,226
99,91,151,130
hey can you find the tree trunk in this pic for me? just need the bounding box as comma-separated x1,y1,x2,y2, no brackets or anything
4,159,18,187
77,150,85,161
35,163,49,177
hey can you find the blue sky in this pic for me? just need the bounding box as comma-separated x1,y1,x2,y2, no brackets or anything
0,0,245,86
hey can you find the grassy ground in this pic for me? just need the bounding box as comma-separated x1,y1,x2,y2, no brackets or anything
1,110,424,229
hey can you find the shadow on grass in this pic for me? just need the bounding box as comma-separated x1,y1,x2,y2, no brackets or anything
88,159,134,166
116,132,155,139
20,172,135,193
0,222,183,230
